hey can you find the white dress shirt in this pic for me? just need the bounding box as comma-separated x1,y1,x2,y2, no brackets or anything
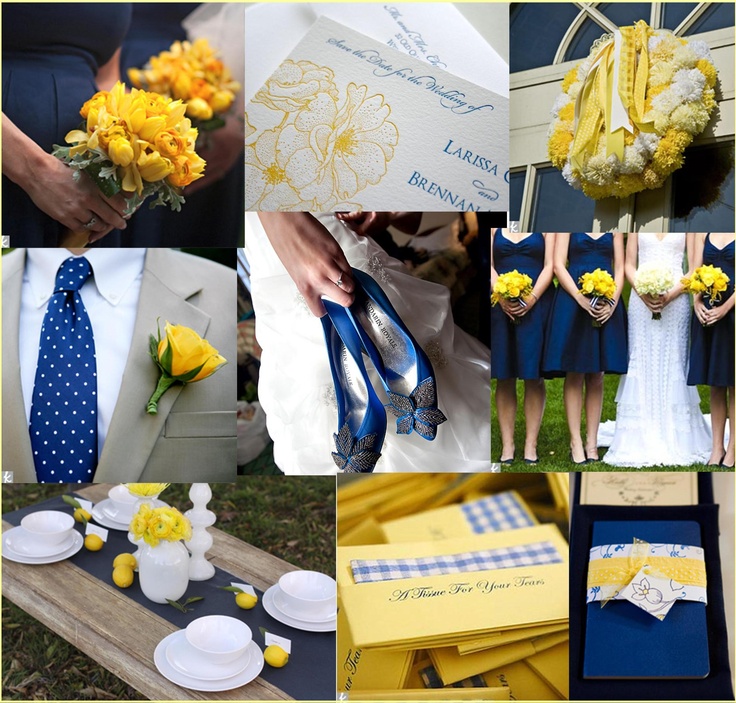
20,248,146,459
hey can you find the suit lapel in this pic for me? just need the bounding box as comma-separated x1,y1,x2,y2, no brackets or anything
2,250,37,481
94,249,211,482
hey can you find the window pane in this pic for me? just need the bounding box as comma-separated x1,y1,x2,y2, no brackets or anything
597,3,652,27
662,3,698,30
530,167,597,231
511,3,581,72
685,3,735,34
510,170,526,222
565,17,611,62
670,143,735,231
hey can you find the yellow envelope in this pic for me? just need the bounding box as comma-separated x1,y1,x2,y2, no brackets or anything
457,622,568,655
525,641,569,699
338,524,569,650
339,517,387,547
484,660,562,701
430,631,569,685
346,688,511,700
337,608,413,693
381,491,538,544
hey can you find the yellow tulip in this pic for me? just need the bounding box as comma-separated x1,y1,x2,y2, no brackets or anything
108,136,135,167
186,97,214,121
157,322,226,381
137,150,174,182
173,71,192,100
138,115,167,142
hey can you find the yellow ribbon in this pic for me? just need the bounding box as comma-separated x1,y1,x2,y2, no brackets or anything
587,538,707,606
571,20,656,171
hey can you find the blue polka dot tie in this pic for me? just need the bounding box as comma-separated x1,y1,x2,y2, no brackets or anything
30,257,98,482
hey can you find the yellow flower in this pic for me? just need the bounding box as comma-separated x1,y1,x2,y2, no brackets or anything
108,136,135,167
210,90,234,113
126,483,170,497
80,91,108,120
548,127,573,169
136,150,174,182
561,67,578,92
186,97,214,121
154,130,186,158
697,59,717,89
167,154,206,188
254,59,338,113
157,322,226,381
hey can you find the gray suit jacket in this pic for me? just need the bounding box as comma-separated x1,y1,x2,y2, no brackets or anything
2,248,237,482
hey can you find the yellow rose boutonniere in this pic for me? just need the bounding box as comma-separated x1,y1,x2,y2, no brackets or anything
147,320,227,414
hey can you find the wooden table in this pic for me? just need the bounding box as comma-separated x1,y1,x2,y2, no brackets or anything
2,484,303,700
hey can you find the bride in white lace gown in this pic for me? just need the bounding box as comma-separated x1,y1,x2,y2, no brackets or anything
600,233,711,466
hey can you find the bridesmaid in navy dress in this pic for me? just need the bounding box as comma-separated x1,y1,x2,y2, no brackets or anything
688,233,735,468
543,233,627,464
2,3,132,245
491,231,555,464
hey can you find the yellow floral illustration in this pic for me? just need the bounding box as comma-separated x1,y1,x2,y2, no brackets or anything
245,61,399,210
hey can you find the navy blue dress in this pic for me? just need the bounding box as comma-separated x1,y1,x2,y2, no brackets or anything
543,233,628,375
688,234,735,388
2,3,132,246
491,232,553,379
120,3,243,247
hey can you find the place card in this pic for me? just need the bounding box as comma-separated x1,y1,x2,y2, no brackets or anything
265,631,292,654
76,498,94,513
245,17,508,213
580,472,698,506
231,582,257,597
85,523,108,541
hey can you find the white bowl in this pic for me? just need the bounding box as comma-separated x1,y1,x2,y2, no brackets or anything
107,485,138,520
185,616,251,666
278,570,336,620
20,510,75,547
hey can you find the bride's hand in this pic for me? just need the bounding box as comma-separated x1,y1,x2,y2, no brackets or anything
639,292,664,313
258,213,355,317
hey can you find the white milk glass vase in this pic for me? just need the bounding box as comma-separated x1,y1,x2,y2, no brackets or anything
138,539,190,604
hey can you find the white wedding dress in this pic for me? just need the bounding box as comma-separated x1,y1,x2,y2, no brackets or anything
599,234,711,466
243,213,492,474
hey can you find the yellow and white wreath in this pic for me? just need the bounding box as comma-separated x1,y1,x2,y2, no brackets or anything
547,20,717,200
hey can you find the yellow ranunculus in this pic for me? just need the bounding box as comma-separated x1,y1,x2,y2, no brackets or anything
108,137,135,167
173,71,192,100
154,130,186,159
138,115,167,142
80,91,108,120
210,90,234,113
158,322,226,381
137,150,174,182
186,97,214,121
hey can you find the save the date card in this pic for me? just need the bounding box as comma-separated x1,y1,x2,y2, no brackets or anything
245,17,508,212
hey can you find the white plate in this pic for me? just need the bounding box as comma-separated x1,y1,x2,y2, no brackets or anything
91,502,130,531
263,585,336,632
166,632,250,681
272,587,336,623
4,526,76,558
154,631,264,692
2,529,84,564
99,499,135,524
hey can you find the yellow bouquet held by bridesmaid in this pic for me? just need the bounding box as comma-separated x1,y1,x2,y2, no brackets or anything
492,270,534,325
682,264,730,321
52,82,206,243
578,268,616,327
128,38,241,131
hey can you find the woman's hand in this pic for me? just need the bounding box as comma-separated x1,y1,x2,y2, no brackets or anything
639,292,664,314
693,296,710,325
592,298,616,324
703,302,730,325
513,295,537,318
258,212,355,317
184,115,243,195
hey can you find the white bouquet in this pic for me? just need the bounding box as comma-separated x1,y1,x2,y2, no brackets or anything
634,265,675,320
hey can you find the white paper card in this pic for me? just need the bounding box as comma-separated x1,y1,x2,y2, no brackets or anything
76,499,94,512
244,3,508,102
580,473,698,506
618,567,679,620
85,523,109,541
231,582,257,597
245,17,508,212
265,631,292,654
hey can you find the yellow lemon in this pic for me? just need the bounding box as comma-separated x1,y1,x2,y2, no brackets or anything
84,534,104,551
264,644,289,668
113,553,137,569
74,508,92,523
235,592,258,610
112,565,134,588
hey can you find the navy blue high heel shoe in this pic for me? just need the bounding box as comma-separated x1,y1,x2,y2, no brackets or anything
322,300,386,472
347,268,447,441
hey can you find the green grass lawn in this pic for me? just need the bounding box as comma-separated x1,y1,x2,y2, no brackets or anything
491,376,728,472
2,478,335,700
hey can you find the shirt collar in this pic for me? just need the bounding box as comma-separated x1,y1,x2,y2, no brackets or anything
26,248,147,308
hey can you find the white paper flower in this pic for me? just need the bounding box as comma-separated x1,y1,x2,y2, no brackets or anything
634,132,660,159
568,81,582,100
652,88,683,115
671,45,698,72
648,34,666,52
671,68,706,102
562,162,581,189
688,40,713,61
620,145,647,174
649,62,675,87
551,92,572,118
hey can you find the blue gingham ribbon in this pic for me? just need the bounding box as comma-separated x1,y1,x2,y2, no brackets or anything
461,491,536,533
351,541,563,584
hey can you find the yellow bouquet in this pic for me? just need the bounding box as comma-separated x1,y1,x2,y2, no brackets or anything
578,268,616,327
130,504,192,547
682,265,730,312
491,270,534,325
126,483,170,498
128,38,241,130
52,82,205,226
147,320,227,414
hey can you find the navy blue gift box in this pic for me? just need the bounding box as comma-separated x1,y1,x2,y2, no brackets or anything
570,474,734,700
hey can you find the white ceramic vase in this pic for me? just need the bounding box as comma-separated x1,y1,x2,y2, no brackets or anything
138,540,190,604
